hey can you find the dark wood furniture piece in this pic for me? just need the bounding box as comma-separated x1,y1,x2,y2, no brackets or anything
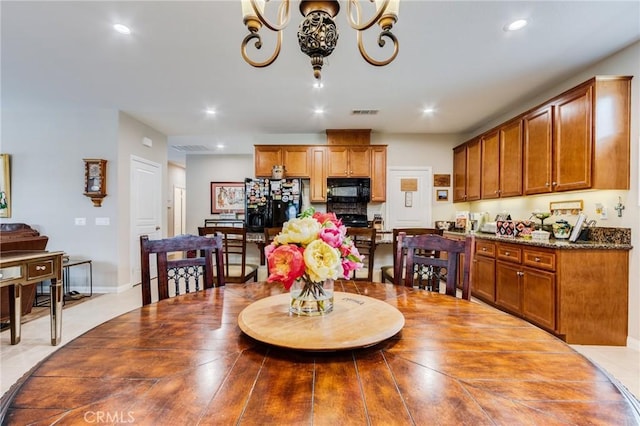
198,226,258,283
380,227,442,284
262,227,282,274
0,250,64,345
0,224,49,320
139,234,225,306
3,281,639,424
398,232,474,299
345,227,376,281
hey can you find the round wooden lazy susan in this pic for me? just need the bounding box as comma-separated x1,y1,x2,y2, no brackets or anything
238,291,405,351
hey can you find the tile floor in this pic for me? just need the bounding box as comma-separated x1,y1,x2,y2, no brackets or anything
1,283,639,403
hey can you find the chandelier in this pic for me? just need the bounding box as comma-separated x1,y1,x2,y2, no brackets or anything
241,0,399,80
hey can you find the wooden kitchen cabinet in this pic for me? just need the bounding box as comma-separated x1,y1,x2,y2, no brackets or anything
254,146,283,177
473,240,495,302
524,76,631,195
370,145,387,201
327,146,371,177
452,138,481,202
480,130,499,199
523,106,554,194
255,145,311,178
481,119,523,199
499,119,523,197
495,242,556,332
479,238,629,345
309,146,327,202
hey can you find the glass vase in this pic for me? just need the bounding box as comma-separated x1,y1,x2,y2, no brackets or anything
290,278,334,316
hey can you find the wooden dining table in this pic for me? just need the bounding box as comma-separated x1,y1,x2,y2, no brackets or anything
3,281,639,425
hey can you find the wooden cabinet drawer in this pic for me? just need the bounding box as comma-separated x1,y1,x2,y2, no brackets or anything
523,249,556,271
496,243,522,264
27,260,53,280
476,240,495,258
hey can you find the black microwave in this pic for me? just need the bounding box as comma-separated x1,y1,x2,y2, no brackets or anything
326,178,370,202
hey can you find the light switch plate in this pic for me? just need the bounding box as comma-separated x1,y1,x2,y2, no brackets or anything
74,217,86,226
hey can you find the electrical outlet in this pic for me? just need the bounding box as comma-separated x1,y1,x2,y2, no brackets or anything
74,217,86,226
95,217,110,226
600,207,608,220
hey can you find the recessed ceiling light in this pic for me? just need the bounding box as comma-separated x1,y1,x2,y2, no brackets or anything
422,107,436,114
313,81,324,89
504,19,527,32
216,144,225,150
314,108,324,114
113,24,131,35
205,109,216,115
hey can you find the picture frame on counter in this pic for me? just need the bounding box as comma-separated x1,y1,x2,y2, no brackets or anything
211,182,245,214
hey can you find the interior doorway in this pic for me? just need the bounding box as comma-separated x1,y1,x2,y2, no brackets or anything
130,156,162,287
173,186,186,236
385,167,433,229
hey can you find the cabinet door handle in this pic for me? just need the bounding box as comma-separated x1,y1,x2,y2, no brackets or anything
517,271,524,276
552,181,557,186
534,257,541,262
36,265,46,271
545,182,550,187
505,251,510,256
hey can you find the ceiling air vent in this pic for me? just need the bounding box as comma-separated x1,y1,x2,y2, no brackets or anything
351,109,379,115
171,145,214,152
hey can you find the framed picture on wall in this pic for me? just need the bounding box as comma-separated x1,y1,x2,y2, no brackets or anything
0,154,11,218
211,182,245,214
436,189,449,202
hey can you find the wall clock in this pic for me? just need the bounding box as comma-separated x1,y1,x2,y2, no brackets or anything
83,158,107,207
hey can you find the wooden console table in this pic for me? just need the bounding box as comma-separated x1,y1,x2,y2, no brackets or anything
0,250,64,345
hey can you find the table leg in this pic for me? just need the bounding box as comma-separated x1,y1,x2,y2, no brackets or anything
8,284,22,344
50,277,63,345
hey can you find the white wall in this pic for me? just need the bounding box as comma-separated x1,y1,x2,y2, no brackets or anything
0,109,168,293
1,108,120,292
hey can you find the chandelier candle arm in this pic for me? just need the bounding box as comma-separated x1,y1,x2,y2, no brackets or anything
240,0,400,78
347,0,398,32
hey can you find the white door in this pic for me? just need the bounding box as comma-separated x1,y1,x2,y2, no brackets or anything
173,186,186,236
131,156,162,287
385,167,433,229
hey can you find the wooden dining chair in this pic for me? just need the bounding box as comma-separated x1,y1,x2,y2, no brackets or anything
381,228,442,284
397,232,474,299
139,233,225,306
345,227,377,281
263,227,282,273
198,226,259,283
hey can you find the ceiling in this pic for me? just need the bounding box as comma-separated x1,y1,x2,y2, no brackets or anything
2,1,639,165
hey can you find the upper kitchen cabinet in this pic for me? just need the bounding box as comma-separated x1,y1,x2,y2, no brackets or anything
370,145,387,202
523,106,553,194
453,138,481,202
481,118,523,199
254,145,310,178
524,76,631,195
499,119,524,197
309,146,327,203
327,146,371,177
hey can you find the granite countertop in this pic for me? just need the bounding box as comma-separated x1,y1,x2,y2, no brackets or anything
445,230,633,250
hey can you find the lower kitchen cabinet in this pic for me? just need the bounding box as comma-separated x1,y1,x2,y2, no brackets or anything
469,237,629,345
472,240,495,301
